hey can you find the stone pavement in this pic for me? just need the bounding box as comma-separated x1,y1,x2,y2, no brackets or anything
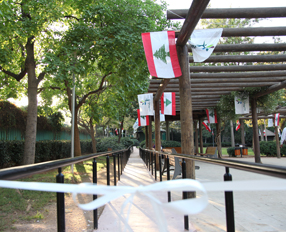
97,148,286,231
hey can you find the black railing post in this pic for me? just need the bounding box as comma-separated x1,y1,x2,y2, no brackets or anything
56,167,65,232
93,158,98,230
117,153,120,181
113,153,117,186
182,159,189,231
166,156,171,202
106,155,110,186
159,154,162,182
224,167,235,232
154,153,157,181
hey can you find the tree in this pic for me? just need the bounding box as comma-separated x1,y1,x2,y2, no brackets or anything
0,0,77,164
43,0,171,156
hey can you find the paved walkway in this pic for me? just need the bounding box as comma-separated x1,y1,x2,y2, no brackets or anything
97,148,286,232
97,147,196,232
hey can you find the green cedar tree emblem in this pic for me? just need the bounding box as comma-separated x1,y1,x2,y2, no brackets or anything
164,98,172,107
153,44,170,64
209,111,214,117
141,116,146,120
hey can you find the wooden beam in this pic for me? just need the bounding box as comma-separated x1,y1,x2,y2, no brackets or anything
154,79,170,101
191,77,286,83
177,27,286,38
212,43,286,53
190,64,286,72
176,0,210,47
254,80,286,98
190,71,286,78
167,7,286,19
190,82,278,87
189,54,286,63
251,98,261,163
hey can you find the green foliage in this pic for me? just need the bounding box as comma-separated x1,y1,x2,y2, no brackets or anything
259,141,277,157
227,147,235,157
139,140,181,148
130,138,140,146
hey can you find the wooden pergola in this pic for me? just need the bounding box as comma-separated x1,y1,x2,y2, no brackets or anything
145,1,286,177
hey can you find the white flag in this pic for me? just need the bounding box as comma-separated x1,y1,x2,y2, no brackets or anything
133,119,139,131
206,108,217,124
161,92,176,115
275,113,280,126
268,118,273,127
138,93,154,116
234,94,249,114
188,28,223,62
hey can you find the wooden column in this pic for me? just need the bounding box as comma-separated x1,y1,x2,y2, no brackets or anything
251,98,261,163
240,119,245,145
177,44,195,195
230,120,235,147
199,117,203,153
148,123,152,149
154,100,161,170
145,126,148,149
166,121,170,141
194,120,199,154
216,117,222,158
275,126,281,158
264,119,268,141
260,125,264,141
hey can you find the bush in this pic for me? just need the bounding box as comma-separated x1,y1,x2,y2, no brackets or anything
260,141,277,157
130,138,140,146
227,147,235,157
161,140,181,148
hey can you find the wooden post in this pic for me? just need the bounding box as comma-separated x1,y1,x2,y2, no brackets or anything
154,100,161,170
264,119,268,141
240,119,245,145
199,117,203,153
166,121,170,141
230,120,235,147
260,125,264,141
251,98,261,163
148,123,152,149
194,120,199,154
216,116,222,158
145,126,148,150
275,126,281,158
177,44,195,198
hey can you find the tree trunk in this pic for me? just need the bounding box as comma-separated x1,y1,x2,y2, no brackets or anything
230,120,235,147
22,39,39,165
240,119,245,145
216,117,222,158
90,121,97,153
251,98,261,163
260,125,264,141
74,109,82,157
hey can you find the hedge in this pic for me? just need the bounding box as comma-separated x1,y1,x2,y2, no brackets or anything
0,137,139,169
139,140,181,148
260,141,286,157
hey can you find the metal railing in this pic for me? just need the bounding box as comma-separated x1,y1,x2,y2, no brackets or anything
0,146,133,232
139,147,286,232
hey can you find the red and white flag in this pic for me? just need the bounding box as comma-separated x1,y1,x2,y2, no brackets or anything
141,31,182,78
137,109,149,126
236,120,241,131
206,108,217,123
161,92,176,115
202,120,211,132
275,113,280,126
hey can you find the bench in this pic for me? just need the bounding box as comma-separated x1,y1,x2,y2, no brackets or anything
196,147,218,158
162,148,200,180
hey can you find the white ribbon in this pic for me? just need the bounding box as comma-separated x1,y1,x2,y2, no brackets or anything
1,179,286,231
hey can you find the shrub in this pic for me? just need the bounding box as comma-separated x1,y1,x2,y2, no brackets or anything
260,141,277,157
227,147,235,157
130,138,140,146
161,140,181,148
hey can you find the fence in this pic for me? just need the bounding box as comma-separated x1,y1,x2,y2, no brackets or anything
0,146,133,231
139,147,286,232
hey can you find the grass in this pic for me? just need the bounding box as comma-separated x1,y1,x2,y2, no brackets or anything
0,156,109,231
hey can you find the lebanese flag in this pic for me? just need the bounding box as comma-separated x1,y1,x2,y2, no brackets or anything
161,92,176,115
141,31,182,78
202,120,211,132
137,109,149,126
236,120,241,131
206,108,217,123
275,113,280,126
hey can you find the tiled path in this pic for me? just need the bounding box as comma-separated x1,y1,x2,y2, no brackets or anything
97,147,195,232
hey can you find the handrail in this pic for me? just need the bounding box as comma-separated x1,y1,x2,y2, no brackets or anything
143,148,286,179
0,147,131,181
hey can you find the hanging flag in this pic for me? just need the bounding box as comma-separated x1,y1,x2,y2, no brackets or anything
153,110,165,122
188,28,223,62
234,93,249,114
202,120,211,132
206,108,217,123
138,93,154,116
141,31,182,78
275,113,280,126
268,118,273,127
137,109,149,126
263,130,266,136
236,120,241,131
133,119,139,131
161,92,176,115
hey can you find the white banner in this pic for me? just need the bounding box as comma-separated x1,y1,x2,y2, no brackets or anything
138,93,154,116
234,94,249,114
268,118,273,127
133,119,139,131
189,28,223,62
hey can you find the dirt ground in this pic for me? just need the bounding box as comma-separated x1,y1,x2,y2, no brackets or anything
4,165,115,232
